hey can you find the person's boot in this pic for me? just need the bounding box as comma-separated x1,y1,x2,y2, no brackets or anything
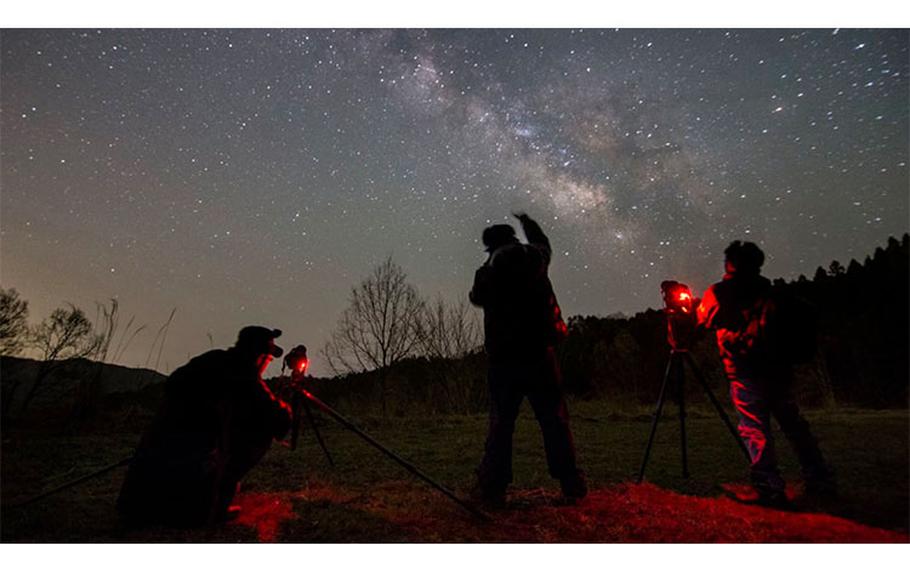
220,505,243,522
804,470,837,499
470,482,507,508
211,481,243,523
754,486,793,510
559,470,588,504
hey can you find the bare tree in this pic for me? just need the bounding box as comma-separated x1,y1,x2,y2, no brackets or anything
322,257,424,415
0,287,29,356
416,297,481,361
18,304,103,418
65,299,149,421
414,297,483,412
1,288,30,422
31,305,101,361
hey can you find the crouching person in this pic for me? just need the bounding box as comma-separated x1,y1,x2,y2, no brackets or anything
118,326,291,527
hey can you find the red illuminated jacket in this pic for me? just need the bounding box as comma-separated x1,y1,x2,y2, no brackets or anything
470,216,567,357
696,273,776,375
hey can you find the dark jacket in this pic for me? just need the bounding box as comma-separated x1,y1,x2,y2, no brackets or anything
117,348,290,525
142,348,290,457
697,273,777,375
470,216,567,357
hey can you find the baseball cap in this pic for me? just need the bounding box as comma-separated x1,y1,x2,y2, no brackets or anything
482,224,518,252
236,326,284,358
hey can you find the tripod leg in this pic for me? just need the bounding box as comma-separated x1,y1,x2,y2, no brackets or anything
637,355,675,483
290,391,302,450
677,356,689,479
9,456,133,508
297,387,490,521
301,397,335,468
682,352,751,463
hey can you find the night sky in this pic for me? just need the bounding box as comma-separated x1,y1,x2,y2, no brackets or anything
1,29,907,375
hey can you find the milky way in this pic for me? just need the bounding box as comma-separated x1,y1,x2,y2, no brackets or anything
1,29,907,374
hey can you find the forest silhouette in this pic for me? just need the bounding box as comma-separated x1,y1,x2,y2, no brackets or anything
1,234,907,424
306,233,909,416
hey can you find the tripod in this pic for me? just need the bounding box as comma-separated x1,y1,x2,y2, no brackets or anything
288,384,490,521
288,367,334,467
637,348,751,483
10,372,489,521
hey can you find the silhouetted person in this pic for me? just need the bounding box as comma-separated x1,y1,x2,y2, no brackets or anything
117,326,291,527
469,212,585,506
697,241,834,506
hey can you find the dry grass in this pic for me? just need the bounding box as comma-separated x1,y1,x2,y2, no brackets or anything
2,405,907,543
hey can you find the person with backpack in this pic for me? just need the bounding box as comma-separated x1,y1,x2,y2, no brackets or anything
696,241,835,507
469,212,586,507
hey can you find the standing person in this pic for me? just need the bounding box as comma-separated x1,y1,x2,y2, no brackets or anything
697,241,835,506
469,212,586,506
118,326,292,527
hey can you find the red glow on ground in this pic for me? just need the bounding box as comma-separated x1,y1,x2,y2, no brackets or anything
231,493,298,542
217,482,906,543
444,484,906,543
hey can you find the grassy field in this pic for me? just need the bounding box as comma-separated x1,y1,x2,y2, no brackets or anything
1,402,907,543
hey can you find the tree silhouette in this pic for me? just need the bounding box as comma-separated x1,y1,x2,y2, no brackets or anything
414,296,482,412
1,287,30,423
828,260,845,277
322,257,424,415
0,287,29,356
415,297,481,361
310,233,908,413
18,304,102,418
847,259,863,277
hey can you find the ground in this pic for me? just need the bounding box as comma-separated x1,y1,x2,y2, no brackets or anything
1,403,907,543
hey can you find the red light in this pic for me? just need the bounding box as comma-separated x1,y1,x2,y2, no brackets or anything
679,292,691,301
297,359,308,374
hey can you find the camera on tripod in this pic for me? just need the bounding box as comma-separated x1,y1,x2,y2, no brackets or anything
638,281,751,482
660,280,695,314
284,345,309,376
275,342,488,519
660,280,697,351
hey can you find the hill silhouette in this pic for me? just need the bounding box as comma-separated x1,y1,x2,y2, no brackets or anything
0,356,166,428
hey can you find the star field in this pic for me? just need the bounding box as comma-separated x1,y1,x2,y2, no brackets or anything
1,29,907,374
